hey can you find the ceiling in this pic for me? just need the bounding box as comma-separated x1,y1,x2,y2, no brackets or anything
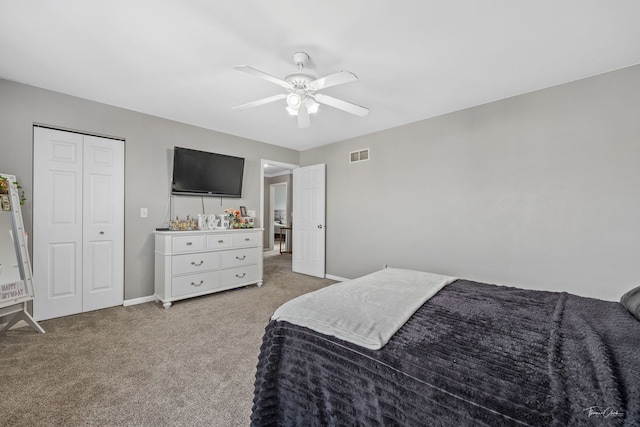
263,163,294,178
1,1,639,151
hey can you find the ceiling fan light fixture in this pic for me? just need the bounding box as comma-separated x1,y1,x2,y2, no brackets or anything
287,97,319,116
285,105,298,116
286,93,301,109
306,98,319,114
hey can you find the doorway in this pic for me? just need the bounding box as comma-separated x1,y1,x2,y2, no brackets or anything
260,160,297,262
269,182,288,251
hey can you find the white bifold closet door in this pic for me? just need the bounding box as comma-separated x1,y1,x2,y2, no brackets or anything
33,127,124,321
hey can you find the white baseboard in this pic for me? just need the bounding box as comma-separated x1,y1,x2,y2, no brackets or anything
123,295,157,307
325,274,347,282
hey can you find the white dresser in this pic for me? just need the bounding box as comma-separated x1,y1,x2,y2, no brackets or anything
154,229,263,308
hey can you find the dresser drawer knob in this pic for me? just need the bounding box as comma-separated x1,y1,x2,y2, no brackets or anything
236,273,246,279
218,240,225,243
191,260,204,266
244,237,250,241
191,280,204,287
186,242,193,246
236,255,246,261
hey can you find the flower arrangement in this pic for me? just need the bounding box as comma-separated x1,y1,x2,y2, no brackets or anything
225,208,241,221
225,208,242,228
0,175,26,205
224,208,254,228
0,177,8,193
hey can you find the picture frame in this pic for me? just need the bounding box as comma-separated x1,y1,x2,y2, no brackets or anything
240,206,247,217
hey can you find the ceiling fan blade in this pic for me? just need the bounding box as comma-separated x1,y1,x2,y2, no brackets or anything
297,102,310,128
308,70,358,91
312,93,369,117
232,93,286,111
234,65,292,89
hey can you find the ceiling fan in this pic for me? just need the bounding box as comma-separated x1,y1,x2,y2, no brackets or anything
232,52,369,128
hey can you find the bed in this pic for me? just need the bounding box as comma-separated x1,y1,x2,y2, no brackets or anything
251,269,640,426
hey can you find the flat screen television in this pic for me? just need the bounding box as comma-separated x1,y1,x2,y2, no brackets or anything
171,147,245,198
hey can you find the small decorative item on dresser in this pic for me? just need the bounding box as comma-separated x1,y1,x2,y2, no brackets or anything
224,208,255,228
169,215,198,231
225,208,242,229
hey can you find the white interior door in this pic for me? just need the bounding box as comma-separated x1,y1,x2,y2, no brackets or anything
292,164,326,277
33,127,124,320
82,135,124,312
33,128,84,320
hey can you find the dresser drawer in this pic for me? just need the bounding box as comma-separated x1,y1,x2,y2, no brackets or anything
171,251,220,275
207,234,234,250
171,271,221,298
172,235,206,253
221,248,259,268
234,232,259,247
220,265,258,286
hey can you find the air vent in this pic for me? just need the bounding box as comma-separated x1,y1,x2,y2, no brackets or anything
349,148,370,163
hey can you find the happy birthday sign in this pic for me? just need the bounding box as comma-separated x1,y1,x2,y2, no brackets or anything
0,280,26,302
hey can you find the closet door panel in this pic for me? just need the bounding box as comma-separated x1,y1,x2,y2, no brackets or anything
33,127,83,320
82,135,124,312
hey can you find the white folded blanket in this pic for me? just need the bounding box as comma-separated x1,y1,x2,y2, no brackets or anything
271,268,457,350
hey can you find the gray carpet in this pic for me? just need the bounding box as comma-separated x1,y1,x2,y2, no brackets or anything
1,252,335,426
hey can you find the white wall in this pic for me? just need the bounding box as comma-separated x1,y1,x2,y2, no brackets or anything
0,79,299,300
301,64,640,301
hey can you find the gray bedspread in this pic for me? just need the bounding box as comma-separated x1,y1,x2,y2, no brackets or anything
251,280,640,426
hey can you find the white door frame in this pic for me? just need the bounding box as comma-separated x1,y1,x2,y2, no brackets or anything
259,159,298,250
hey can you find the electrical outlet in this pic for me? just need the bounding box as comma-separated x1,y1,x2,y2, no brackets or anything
140,208,148,218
